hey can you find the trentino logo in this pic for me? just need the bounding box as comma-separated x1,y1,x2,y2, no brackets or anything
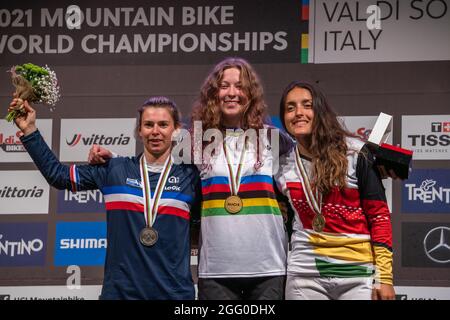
57,190,105,214
66,133,130,147
402,169,450,213
0,223,47,266
54,222,106,266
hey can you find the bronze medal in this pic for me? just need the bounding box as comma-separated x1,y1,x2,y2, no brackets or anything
139,227,159,247
312,214,326,232
224,195,243,214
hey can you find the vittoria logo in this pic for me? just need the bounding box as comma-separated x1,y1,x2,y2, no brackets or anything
0,186,44,198
66,133,131,147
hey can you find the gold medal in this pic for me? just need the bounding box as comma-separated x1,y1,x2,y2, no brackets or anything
312,214,326,232
139,227,159,247
224,195,243,214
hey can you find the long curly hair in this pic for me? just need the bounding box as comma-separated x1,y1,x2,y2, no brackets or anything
191,57,268,131
279,81,354,194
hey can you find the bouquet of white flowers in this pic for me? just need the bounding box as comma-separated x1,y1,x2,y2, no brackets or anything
6,63,60,122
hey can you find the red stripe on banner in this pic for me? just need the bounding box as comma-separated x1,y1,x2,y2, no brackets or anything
106,201,144,212
158,206,190,220
202,184,230,194
302,5,309,20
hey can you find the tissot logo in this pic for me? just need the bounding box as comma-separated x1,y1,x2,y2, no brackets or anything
66,133,130,147
424,227,450,264
402,115,450,160
431,122,450,133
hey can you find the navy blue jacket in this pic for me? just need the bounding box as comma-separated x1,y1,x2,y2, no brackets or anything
21,130,201,300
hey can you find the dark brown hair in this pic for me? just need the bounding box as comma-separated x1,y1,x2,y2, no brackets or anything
279,81,353,194
135,96,181,139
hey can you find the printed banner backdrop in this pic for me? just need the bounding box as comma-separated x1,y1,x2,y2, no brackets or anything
0,171,50,215
0,285,102,300
402,115,450,160
402,169,450,213
0,0,303,66
307,0,450,63
402,222,450,267
0,0,449,301
395,286,450,300
57,189,105,214
0,223,47,267
340,115,393,211
60,118,136,162
54,222,107,266
0,119,52,162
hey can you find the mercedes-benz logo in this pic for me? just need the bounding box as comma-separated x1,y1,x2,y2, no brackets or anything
423,226,450,264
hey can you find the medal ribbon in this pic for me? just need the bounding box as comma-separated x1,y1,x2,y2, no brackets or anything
139,154,173,227
294,146,322,216
223,137,246,196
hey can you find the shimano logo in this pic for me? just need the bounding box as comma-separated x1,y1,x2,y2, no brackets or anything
66,133,130,147
0,186,44,198
60,238,107,249
0,234,44,257
405,179,450,204
64,190,103,204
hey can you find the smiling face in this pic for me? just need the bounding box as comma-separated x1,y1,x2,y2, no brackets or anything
138,107,178,162
218,67,249,127
283,87,315,144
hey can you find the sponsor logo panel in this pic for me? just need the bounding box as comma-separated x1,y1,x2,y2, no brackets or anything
60,119,136,162
0,119,52,162
402,169,450,213
54,222,107,266
0,223,47,266
0,285,102,300
57,189,105,214
402,115,450,160
395,286,450,300
402,222,450,268
0,171,50,215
